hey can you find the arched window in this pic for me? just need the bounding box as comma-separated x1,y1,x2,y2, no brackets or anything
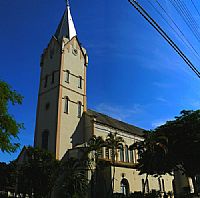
121,178,130,196
125,145,129,163
64,97,69,114
78,76,82,89
42,130,49,150
78,101,82,118
119,144,124,162
158,178,162,191
105,147,110,159
130,149,134,162
65,70,70,83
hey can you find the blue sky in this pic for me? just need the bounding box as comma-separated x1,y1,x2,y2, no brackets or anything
1,0,200,162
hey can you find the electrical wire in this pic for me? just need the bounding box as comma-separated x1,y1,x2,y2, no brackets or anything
128,0,200,78
147,0,200,61
177,0,199,30
170,0,200,43
154,0,200,59
190,0,200,19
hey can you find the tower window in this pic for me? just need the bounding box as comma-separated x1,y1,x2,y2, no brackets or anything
42,130,49,150
78,101,82,118
64,97,69,114
65,70,70,83
45,102,50,111
78,76,82,89
44,75,48,88
52,72,55,84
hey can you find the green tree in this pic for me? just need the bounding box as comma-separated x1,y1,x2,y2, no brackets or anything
133,110,200,196
58,157,88,198
17,146,59,198
0,161,17,196
155,110,200,195
0,80,24,153
105,132,124,195
130,131,172,195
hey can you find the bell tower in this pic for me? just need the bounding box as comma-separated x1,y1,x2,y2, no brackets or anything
34,2,88,159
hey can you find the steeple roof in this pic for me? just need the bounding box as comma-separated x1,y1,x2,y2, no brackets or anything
55,1,77,41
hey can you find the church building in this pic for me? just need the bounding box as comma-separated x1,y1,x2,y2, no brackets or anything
33,1,176,197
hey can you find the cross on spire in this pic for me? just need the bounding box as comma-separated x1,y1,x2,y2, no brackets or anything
66,0,70,7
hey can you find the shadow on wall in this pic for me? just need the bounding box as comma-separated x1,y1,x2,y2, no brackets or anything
71,112,93,147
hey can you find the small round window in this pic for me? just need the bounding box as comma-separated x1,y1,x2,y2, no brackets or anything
73,49,78,56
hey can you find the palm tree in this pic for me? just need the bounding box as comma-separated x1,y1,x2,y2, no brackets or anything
87,135,105,197
60,157,88,198
105,132,124,195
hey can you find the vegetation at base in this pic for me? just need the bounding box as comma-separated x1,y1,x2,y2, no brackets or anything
132,110,200,196
0,147,88,198
2,109,200,197
0,80,24,153
16,147,59,198
56,157,88,198
113,190,173,198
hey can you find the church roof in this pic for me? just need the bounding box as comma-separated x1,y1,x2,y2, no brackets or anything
55,2,77,41
87,109,144,137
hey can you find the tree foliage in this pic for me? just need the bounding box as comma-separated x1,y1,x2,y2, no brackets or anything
131,131,173,177
0,80,24,153
105,132,124,195
133,110,200,195
156,110,200,175
0,161,16,193
17,146,59,198
58,157,88,198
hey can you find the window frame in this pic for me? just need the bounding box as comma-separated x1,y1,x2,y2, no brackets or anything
65,70,70,83
119,144,124,162
64,97,69,114
77,101,82,118
78,76,82,89
125,145,129,163
42,130,49,150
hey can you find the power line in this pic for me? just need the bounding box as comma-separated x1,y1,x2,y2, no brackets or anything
170,0,200,43
177,0,199,30
128,0,200,78
173,0,200,38
148,0,200,61
154,0,200,59
190,0,200,19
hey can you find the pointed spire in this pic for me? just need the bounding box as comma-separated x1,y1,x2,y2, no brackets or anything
55,0,77,41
